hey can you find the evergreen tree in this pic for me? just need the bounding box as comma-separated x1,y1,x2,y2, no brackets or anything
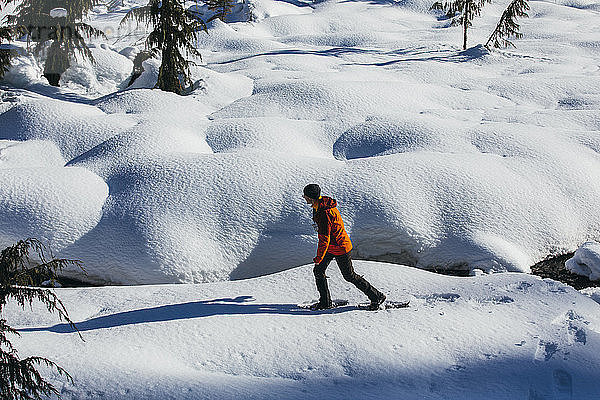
122,0,207,95
0,238,83,400
431,0,491,50
13,0,105,86
0,25,27,78
485,0,529,49
204,0,236,22
0,1,25,78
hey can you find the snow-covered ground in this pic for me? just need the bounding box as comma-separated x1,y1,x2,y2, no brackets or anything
1,0,600,284
6,262,600,399
2,1,600,398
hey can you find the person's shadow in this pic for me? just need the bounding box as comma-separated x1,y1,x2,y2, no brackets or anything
19,296,353,334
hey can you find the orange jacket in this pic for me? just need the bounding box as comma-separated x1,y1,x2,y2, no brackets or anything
312,196,353,264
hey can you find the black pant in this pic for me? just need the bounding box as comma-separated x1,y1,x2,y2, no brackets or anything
313,252,384,305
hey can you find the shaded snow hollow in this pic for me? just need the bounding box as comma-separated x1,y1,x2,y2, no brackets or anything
6,263,600,399
1,0,600,284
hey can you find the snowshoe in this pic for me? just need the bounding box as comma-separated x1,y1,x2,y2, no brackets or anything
298,299,349,310
357,299,410,310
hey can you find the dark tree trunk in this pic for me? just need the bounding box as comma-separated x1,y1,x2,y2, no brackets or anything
463,7,468,50
157,43,183,94
44,72,61,86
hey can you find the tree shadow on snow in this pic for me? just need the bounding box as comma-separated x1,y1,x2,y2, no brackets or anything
0,82,95,105
273,0,315,8
209,47,383,66
349,45,489,66
209,45,487,68
19,296,354,334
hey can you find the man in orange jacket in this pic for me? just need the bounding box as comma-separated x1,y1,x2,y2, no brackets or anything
303,183,386,310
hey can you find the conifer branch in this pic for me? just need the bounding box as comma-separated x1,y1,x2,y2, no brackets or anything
204,0,236,22
120,0,207,94
485,0,529,49
1,238,84,399
431,0,491,49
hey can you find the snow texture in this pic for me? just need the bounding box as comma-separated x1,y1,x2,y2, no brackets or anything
0,140,108,251
566,241,600,281
1,0,600,284
5,263,600,399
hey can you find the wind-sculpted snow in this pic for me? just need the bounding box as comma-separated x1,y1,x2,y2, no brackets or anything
1,0,600,284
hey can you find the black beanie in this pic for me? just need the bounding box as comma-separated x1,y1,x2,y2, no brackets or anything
303,184,321,199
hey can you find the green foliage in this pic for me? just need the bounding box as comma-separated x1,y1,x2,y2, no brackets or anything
0,25,27,78
204,0,236,22
0,239,83,400
431,0,491,50
12,0,105,85
0,1,26,78
121,0,207,94
485,0,529,49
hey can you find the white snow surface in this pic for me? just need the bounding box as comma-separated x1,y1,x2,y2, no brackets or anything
566,241,600,281
5,262,600,399
1,0,600,283
0,139,108,250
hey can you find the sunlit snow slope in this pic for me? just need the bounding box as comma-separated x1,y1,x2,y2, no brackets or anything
6,262,600,399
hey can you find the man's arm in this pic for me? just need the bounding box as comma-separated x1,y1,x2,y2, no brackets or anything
313,212,331,264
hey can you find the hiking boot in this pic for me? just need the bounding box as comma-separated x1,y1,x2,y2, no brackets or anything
367,294,386,311
309,301,333,310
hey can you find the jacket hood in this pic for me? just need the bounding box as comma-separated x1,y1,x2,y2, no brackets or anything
319,196,337,210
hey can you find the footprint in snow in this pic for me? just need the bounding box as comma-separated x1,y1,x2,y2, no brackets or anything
482,295,515,304
419,293,461,303
513,281,534,292
553,310,589,345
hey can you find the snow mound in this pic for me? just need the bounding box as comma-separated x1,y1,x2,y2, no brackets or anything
94,88,212,116
0,96,137,161
0,140,64,168
0,140,108,250
249,0,313,20
196,18,282,53
566,241,600,281
210,78,512,123
205,117,338,158
67,118,213,179
333,114,470,159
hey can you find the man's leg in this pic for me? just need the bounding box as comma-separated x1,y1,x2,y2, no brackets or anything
313,253,335,306
335,252,385,303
